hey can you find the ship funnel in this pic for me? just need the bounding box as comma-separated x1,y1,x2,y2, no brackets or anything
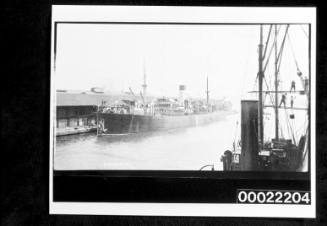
179,85,186,104
241,100,259,170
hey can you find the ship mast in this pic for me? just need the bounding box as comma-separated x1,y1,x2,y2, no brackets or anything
258,25,264,149
206,76,209,106
274,25,279,140
142,62,147,100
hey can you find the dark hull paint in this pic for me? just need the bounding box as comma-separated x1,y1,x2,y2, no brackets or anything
98,111,228,134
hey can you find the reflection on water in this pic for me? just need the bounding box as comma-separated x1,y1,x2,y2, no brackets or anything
55,114,238,170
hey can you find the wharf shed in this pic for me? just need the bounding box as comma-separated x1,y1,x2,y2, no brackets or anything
56,92,122,130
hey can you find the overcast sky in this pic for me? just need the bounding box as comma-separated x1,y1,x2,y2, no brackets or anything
55,23,309,108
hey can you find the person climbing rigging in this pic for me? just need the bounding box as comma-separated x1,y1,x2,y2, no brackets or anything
290,80,296,92
290,96,294,109
279,93,287,107
304,77,309,92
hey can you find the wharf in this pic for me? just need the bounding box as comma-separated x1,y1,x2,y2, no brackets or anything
56,126,97,136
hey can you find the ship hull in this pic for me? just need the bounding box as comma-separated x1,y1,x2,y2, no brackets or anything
98,111,227,134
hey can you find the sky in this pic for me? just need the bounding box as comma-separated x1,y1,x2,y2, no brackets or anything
54,23,309,111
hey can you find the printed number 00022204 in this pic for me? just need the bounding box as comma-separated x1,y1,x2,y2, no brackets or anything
236,190,310,204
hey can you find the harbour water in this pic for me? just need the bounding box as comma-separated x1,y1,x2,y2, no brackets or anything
54,113,238,171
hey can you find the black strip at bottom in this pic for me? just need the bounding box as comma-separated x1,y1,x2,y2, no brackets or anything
53,171,310,203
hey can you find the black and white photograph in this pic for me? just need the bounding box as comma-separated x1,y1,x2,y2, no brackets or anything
50,6,316,218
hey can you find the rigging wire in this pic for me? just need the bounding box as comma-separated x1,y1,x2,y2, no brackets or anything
263,25,273,60
282,26,308,146
300,24,309,38
280,124,284,139
277,25,290,63
289,117,297,145
263,25,282,73
253,24,274,94
263,38,275,73
269,26,289,145
289,109,297,143
251,25,307,148
264,77,275,105
276,25,290,75
262,69,286,143
287,33,301,72
301,127,309,163
260,27,277,108
295,119,307,137
261,26,287,142
284,108,297,145
252,75,258,94
283,109,292,140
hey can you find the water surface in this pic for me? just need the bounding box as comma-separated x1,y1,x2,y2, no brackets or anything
55,114,238,170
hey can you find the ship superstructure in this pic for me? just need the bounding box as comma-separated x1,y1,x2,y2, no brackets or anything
97,75,231,135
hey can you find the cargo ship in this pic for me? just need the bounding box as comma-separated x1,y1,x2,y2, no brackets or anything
97,76,232,135
218,24,310,172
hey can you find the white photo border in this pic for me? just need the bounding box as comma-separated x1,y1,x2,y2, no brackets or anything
50,5,316,218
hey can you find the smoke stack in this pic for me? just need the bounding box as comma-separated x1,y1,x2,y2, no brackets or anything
179,85,186,104
241,100,259,171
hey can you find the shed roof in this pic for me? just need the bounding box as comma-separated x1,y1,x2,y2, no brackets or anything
56,91,228,107
56,92,135,106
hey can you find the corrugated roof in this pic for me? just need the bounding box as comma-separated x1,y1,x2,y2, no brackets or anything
56,92,135,106
56,91,230,107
